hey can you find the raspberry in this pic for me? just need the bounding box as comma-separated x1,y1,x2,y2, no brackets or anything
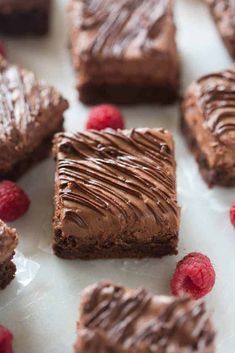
0,41,6,58
0,181,30,222
230,202,235,227
170,252,215,300
86,104,125,131
0,325,13,353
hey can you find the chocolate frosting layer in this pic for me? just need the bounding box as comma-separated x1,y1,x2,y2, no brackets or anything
0,220,18,263
68,0,179,87
183,67,235,171
53,128,179,243
197,68,235,143
74,282,215,353
0,56,68,175
74,0,168,58
206,0,235,58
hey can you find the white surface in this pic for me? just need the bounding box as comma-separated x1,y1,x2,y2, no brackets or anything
0,0,234,352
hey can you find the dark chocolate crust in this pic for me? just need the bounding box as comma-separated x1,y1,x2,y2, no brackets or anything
74,282,215,353
78,82,179,105
181,67,235,187
53,128,180,260
68,0,180,105
206,0,235,59
0,1,50,35
0,254,16,290
53,231,178,259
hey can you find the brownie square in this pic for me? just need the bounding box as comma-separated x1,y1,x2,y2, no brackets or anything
0,220,18,289
53,128,180,259
181,67,235,187
68,0,180,105
0,0,51,36
74,282,215,353
206,0,235,59
0,56,69,180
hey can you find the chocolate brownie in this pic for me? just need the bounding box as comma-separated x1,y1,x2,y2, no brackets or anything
205,0,235,59
0,56,69,180
68,0,180,104
181,67,235,187
74,282,215,353
0,220,18,289
53,128,180,259
0,0,51,36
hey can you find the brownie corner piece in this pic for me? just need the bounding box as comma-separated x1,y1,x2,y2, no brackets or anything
53,128,180,260
0,220,18,290
74,281,216,353
0,0,51,36
181,67,235,187
0,56,69,180
205,0,235,59
68,0,180,104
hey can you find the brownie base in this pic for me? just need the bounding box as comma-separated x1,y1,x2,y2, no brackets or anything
0,255,16,290
0,7,49,36
78,82,179,105
180,116,235,188
53,231,178,260
0,122,63,181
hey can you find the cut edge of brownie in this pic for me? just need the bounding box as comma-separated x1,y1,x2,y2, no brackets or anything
77,81,180,105
180,113,235,188
0,4,51,36
53,230,178,260
0,254,16,290
1,121,64,181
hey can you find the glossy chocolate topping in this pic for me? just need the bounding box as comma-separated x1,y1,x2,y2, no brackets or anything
53,128,179,241
197,68,235,144
0,56,68,174
69,0,176,59
0,220,18,263
183,67,235,172
75,282,215,353
79,0,167,57
206,0,235,58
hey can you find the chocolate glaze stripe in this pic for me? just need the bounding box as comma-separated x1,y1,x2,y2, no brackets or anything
0,57,64,141
80,0,168,57
197,68,235,139
82,283,214,350
56,130,178,230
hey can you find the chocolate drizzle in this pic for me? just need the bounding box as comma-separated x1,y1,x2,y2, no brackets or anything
54,128,179,234
0,56,63,142
197,68,235,143
206,0,235,59
76,282,215,352
79,0,168,57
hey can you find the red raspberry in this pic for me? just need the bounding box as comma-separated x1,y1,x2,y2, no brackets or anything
0,41,6,58
230,202,235,227
171,252,215,300
0,181,30,222
0,325,13,353
86,104,125,131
